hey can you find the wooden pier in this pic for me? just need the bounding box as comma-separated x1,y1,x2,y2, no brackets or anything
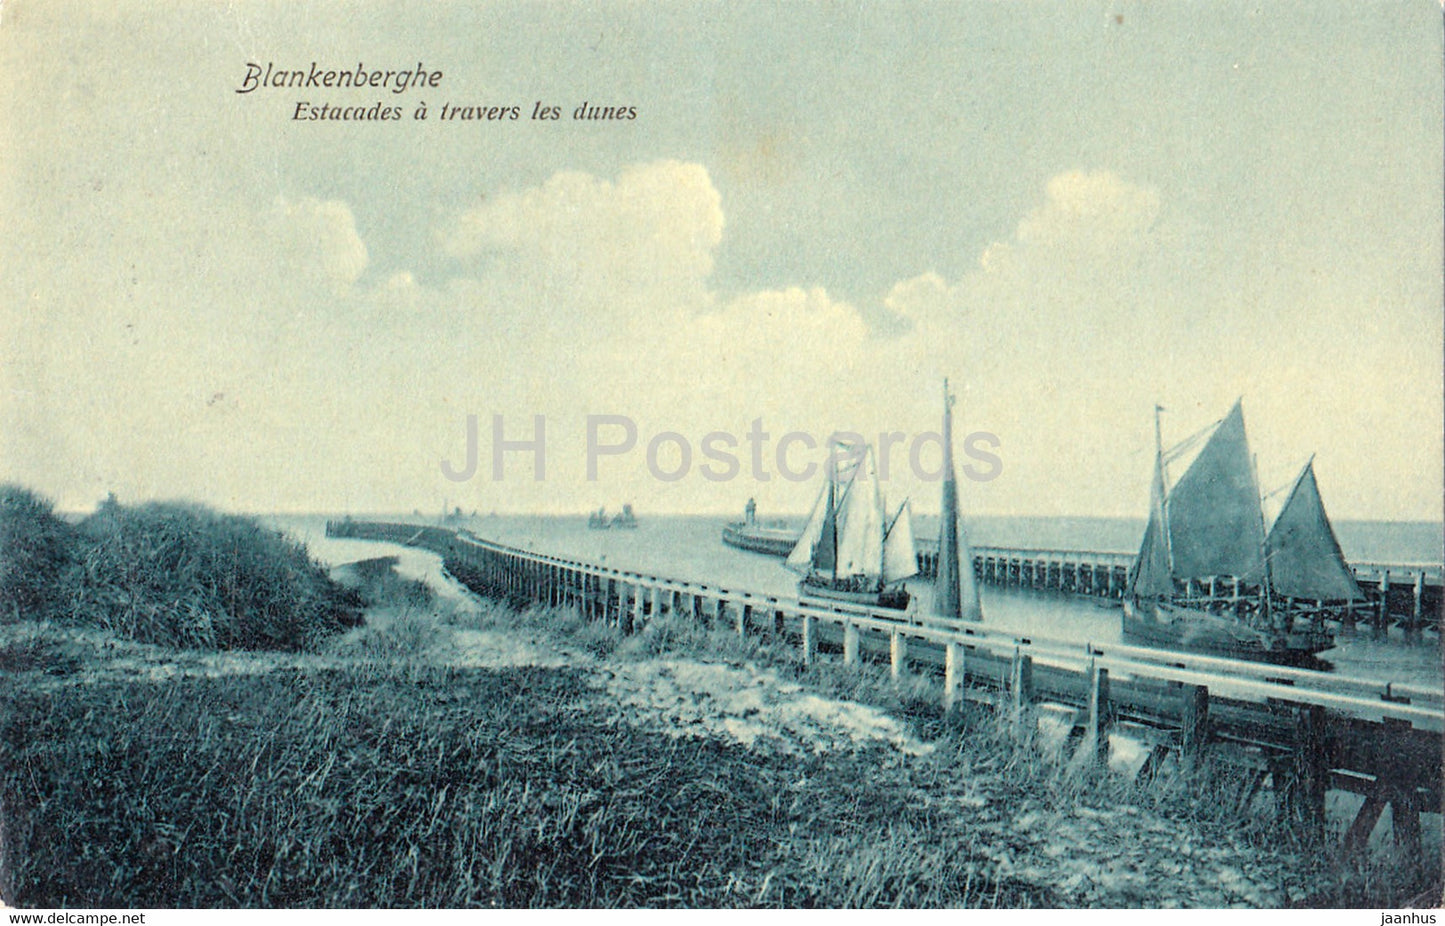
722,526,1442,639
329,519,1442,854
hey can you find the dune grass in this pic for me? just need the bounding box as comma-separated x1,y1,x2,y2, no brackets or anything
464,601,1444,908
0,512,1436,908
0,661,1062,908
0,485,360,650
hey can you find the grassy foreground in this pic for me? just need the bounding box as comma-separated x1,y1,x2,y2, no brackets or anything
0,502,1437,908
0,659,1075,908
3,598,1437,908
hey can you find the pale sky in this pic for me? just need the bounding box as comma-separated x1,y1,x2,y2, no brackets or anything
2,0,1441,519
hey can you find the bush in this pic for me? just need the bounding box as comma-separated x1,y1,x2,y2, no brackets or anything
59,500,361,650
0,485,79,624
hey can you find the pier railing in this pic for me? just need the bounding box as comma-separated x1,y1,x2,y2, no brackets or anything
719,528,1441,638
908,540,1435,639
328,519,1443,854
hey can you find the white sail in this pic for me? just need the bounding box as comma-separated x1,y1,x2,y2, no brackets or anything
881,499,918,584
833,447,883,579
785,483,828,575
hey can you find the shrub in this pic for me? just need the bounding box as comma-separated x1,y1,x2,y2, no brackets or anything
64,500,360,650
0,484,78,623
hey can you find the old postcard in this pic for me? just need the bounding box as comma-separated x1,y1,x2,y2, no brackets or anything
1,0,1441,913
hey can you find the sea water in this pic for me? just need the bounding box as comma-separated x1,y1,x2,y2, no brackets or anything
271,513,1443,688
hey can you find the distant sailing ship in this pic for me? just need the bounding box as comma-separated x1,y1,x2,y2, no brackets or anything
588,504,639,530
1124,400,1357,663
786,440,917,610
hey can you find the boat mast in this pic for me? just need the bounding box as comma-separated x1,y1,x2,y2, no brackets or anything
933,378,981,621
1250,443,1273,629
1155,404,1174,576
825,454,838,581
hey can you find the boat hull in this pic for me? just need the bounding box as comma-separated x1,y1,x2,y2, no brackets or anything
1122,598,1333,666
798,577,911,612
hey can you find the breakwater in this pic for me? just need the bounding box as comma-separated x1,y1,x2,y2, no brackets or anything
720,526,1442,641
330,518,1441,854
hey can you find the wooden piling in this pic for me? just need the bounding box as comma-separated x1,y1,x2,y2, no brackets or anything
1376,570,1390,640
1292,704,1327,832
800,614,816,665
622,582,638,634
1085,660,1113,766
943,642,965,712
843,622,860,666
1344,793,1386,855
737,602,751,638
1180,684,1209,765
1408,571,1424,643
890,631,908,681
1010,649,1034,716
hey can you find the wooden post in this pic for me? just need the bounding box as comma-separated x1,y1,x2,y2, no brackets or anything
1376,570,1390,640
693,594,706,626
737,602,751,638
1010,649,1034,716
1292,704,1327,833
1344,793,1386,855
774,609,786,637
1085,660,1113,766
1384,718,1422,854
800,615,816,665
843,622,860,666
943,642,965,713
1392,783,1422,853
890,631,908,681
1180,684,1209,766
1408,572,1424,643
650,585,661,622
622,583,638,634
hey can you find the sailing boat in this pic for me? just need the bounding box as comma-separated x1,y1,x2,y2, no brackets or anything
786,439,917,610
931,378,984,624
1123,400,1345,663
1265,456,1366,624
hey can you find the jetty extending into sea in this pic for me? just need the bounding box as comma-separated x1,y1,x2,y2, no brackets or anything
718,527,1442,643
330,518,1441,857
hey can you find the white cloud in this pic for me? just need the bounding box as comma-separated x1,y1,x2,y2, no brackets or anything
1016,170,1160,251
4,154,1438,519
265,197,370,295
442,160,725,326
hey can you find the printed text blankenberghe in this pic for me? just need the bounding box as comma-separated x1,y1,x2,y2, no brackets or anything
236,61,442,94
